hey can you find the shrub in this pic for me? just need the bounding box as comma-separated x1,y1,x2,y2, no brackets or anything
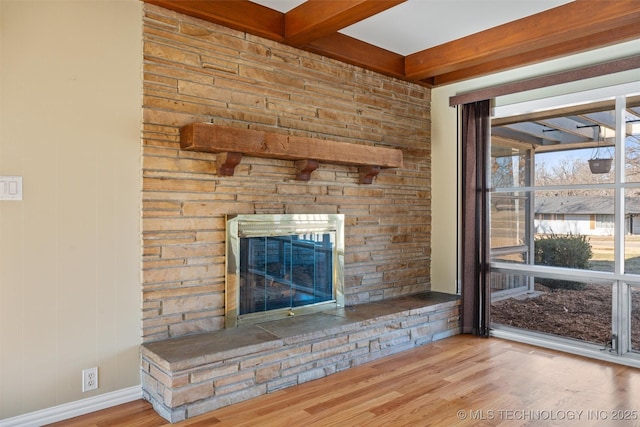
534,233,592,290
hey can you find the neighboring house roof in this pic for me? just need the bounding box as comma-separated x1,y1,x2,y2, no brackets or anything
535,196,640,215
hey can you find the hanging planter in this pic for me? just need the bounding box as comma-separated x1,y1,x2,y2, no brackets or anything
588,158,612,174
587,124,612,174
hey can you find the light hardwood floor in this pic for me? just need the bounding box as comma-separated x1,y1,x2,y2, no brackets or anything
47,335,640,426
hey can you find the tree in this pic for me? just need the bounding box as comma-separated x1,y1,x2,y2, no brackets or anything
535,156,613,197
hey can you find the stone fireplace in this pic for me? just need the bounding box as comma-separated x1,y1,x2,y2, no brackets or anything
141,4,434,343
139,5,460,424
225,214,344,327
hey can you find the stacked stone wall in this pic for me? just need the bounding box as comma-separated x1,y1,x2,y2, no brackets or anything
142,4,432,342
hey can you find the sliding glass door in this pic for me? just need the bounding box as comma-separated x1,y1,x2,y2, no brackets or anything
489,88,640,363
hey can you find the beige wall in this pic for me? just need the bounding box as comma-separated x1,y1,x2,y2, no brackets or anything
0,0,142,420
430,40,640,294
0,0,637,421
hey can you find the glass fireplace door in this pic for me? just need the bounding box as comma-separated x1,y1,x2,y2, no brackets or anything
240,233,334,315
226,214,345,327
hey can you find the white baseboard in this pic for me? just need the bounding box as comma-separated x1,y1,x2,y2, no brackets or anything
0,386,142,427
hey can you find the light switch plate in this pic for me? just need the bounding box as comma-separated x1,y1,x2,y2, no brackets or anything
0,176,23,200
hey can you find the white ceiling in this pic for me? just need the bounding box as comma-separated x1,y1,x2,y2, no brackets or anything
252,0,573,55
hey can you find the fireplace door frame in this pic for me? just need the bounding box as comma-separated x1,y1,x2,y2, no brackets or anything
226,214,345,328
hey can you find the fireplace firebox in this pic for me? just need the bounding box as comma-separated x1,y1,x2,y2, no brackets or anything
225,214,344,327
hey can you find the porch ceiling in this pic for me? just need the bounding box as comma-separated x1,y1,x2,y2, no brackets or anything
493,96,640,154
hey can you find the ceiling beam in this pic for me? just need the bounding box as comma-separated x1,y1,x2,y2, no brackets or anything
144,0,285,41
143,0,640,87
284,0,405,47
405,0,640,82
305,33,406,80
434,22,640,86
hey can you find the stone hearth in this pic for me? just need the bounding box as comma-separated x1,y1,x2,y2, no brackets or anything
141,292,460,423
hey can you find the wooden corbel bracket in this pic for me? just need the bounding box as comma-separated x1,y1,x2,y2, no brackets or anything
359,166,381,184
295,160,319,181
180,123,403,184
216,152,242,176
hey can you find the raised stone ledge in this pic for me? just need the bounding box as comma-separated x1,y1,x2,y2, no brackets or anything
141,292,461,423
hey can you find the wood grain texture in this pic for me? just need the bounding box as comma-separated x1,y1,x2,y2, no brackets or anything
180,123,404,169
47,335,640,426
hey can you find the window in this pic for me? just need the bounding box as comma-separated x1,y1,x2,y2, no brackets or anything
595,214,614,230
489,86,640,364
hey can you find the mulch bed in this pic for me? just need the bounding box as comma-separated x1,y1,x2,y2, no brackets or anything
492,283,640,349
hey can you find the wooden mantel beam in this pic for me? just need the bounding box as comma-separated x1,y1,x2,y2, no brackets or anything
180,123,403,181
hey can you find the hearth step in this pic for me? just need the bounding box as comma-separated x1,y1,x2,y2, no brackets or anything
141,291,461,423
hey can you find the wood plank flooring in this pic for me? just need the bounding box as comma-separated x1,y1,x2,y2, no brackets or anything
47,335,640,426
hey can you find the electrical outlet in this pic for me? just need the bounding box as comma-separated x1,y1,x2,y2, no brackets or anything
82,367,98,392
